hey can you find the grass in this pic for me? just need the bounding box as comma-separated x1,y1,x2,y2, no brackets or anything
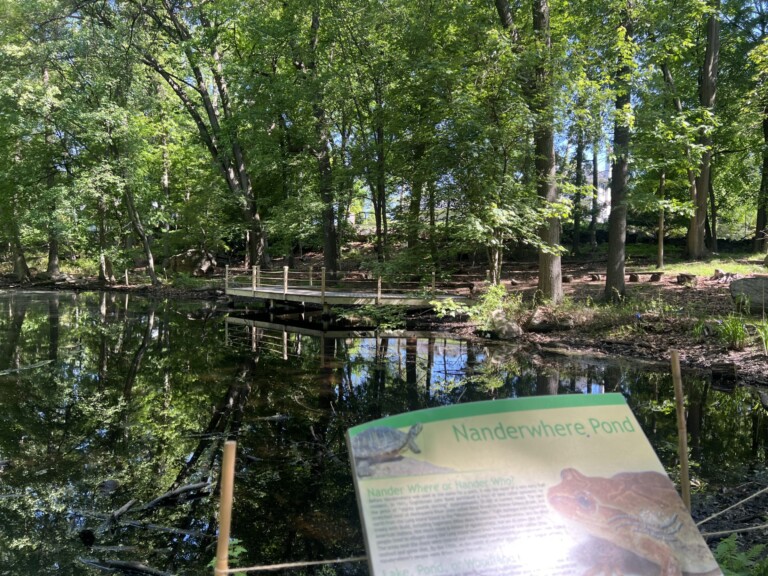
717,315,749,350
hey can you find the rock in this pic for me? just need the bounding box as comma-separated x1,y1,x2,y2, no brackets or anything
629,273,640,282
166,250,217,277
589,274,601,281
563,275,574,283
488,309,523,340
677,273,697,286
730,277,768,314
649,273,663,282
526,308,574,333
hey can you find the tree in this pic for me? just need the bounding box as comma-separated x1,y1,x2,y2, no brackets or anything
495,0,563,303
604,5,634,301
82,0,270,267
687,0,721,259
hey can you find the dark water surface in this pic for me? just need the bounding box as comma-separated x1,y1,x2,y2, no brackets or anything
0,291,766,575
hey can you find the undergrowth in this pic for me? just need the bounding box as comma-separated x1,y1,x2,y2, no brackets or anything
713,534,768,575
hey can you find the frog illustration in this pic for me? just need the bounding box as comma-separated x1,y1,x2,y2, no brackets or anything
547,468,722,576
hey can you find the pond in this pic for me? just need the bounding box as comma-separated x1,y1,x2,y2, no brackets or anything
0,291,766,575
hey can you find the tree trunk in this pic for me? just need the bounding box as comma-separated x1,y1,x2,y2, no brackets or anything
133,2,269,267
589,143,599,248
124,185,161,286
408,143,426,249
657,171,666,269
573,134,585,256
43,67,60,276
604,14,633,302
308,12,338,275
495,0,562,302
532,0,562,303
8,206,31,283
755,109,768,252
98,194,115,284
428,181,437,264
708,169,718,252
687,5,719,259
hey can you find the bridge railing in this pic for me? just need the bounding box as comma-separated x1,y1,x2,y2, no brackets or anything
224,265,470,302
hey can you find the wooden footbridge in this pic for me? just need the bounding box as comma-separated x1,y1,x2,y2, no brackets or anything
224,266,471,309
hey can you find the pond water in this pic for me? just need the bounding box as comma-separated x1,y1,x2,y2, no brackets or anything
0,291,766,575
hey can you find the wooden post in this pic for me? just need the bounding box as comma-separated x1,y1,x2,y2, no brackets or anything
214,441,237,576
309,265,314,287
256,266,261,288
225,265,229,292
283,329,288,361
283,266,289,297
377,276,382,305
485,269,490,283
432,271,436,296
125,269,129,287
321,267,326,307
251,266,256,293
671,350,691,511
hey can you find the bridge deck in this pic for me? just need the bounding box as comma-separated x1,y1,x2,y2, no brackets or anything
226,284,468,308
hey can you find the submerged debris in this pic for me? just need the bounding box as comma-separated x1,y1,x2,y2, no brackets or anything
78,558,173,576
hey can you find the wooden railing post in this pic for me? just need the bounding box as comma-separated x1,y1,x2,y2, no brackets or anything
225,265,229,292
321,267,326,307
432,271,436,297
256,266,261,288
485,269,490,283
283,266,289,297
377,276,382,305
214,441,237,576
125,269,129,287
251,266,256,293
309,265,314,287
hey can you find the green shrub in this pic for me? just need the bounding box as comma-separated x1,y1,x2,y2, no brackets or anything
717,316,749,351
713,534,768,575
754,320,768,356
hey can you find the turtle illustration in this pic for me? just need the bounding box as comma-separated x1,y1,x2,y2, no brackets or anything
350,423,424,477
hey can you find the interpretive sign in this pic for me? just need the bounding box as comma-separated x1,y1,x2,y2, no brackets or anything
346,393,721,576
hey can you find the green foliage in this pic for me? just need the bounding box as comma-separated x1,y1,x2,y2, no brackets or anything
208,538,248,576
713,534,768,576
717,315,749,351
431,298,471,320
333,305,407,330
754,320,768,355
434,284,525,331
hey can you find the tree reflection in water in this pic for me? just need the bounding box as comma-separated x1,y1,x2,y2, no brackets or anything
0,291,765,574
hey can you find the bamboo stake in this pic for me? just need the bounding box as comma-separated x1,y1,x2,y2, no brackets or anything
215,441,237,576
671,350,691,511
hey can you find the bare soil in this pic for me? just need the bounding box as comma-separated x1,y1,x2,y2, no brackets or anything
429,261,768,390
